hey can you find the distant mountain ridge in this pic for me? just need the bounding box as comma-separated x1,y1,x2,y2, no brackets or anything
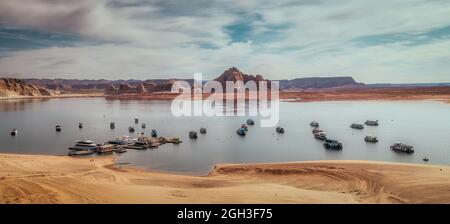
278,77,365,90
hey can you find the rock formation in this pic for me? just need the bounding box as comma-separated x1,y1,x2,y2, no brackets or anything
0,78,54,98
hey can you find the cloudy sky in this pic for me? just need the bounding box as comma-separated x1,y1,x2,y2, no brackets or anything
1,0,450,83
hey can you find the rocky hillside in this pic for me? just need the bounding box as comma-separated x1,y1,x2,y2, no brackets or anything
214,67,271,89
278,77,365,90
0,78,53,98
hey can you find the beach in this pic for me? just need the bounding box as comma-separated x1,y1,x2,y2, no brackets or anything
1,153,449,204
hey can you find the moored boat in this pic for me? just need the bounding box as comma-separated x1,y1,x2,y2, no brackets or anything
189,131,198,139
114,146,127,153
68,140,97,151
129,126,135,133
323,139,343,150
390,143,414,154
110,122,115,129
95,144,114,153
364,120,379,126
236,128,246,136
141,123,146,129
276,126,285,133
241,124,248,131
314,132,327,140
310,121,319,127
124,141,149,150
200,127,207,134
151,129,158,137
68,150,94,156
312,128,323,134
10,128,18,136
350,123,364,129
246,119,255,126
78,123,83,129
134,117,139,124
55,125,62,132
364,135,378,143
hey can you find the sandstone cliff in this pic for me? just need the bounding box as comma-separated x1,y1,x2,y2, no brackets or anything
0,78,54,98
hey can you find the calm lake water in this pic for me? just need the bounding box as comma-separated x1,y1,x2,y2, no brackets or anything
1,98,449,174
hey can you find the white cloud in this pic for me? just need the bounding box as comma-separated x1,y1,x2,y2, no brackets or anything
1,0,450,82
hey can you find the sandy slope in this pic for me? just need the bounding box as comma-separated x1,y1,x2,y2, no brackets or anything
0,154,449,204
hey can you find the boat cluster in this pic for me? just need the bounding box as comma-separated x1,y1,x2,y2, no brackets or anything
68,135,183,156
188,127,208,139
310,121,342,150
309,119,420,157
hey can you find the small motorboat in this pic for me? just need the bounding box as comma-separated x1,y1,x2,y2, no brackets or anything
364,120,379,126
134,117,139,124
55,125,62,132
364,135,378,143
314,132,327,140
390,143,414,154
323,139,343,150
95,144,114,154
200,127,207,134
189,131,198,139
236,128,246,136
310,121,319,127
129,126,135,133
110,122,115,129
241,124,248,131
124,141,149,150
151,129,158,138
246,119,255,126
114,146,127,153
78,123,83,129
69,140,97,151
423,157,430,162
10,128,18,136
350,123,364,129
141,123,146,129
68,150,94,156
276,127,285,134
312,128,323,134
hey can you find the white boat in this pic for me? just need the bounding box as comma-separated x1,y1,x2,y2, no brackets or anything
68,150,94,156
95,144,114,153
364,135,378,143
312,128,323,133
365,120,379,126
124,141,149,150
68,140,98,151
314,132,327,140
10,129,18,136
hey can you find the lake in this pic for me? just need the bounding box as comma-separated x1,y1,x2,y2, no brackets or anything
1,98,449,174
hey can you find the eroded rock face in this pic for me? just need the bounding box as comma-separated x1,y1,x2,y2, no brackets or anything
136,83,147,94
214,67,271,90
0,78,53,97
105,84,119,94
118,84,137,94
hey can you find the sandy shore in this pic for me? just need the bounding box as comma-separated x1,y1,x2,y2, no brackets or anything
1,153,449,204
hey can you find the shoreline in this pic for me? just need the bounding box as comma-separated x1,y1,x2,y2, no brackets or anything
1,153,449,204
2,86,450,103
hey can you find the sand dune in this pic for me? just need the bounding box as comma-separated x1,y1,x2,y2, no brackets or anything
0,154,449,204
